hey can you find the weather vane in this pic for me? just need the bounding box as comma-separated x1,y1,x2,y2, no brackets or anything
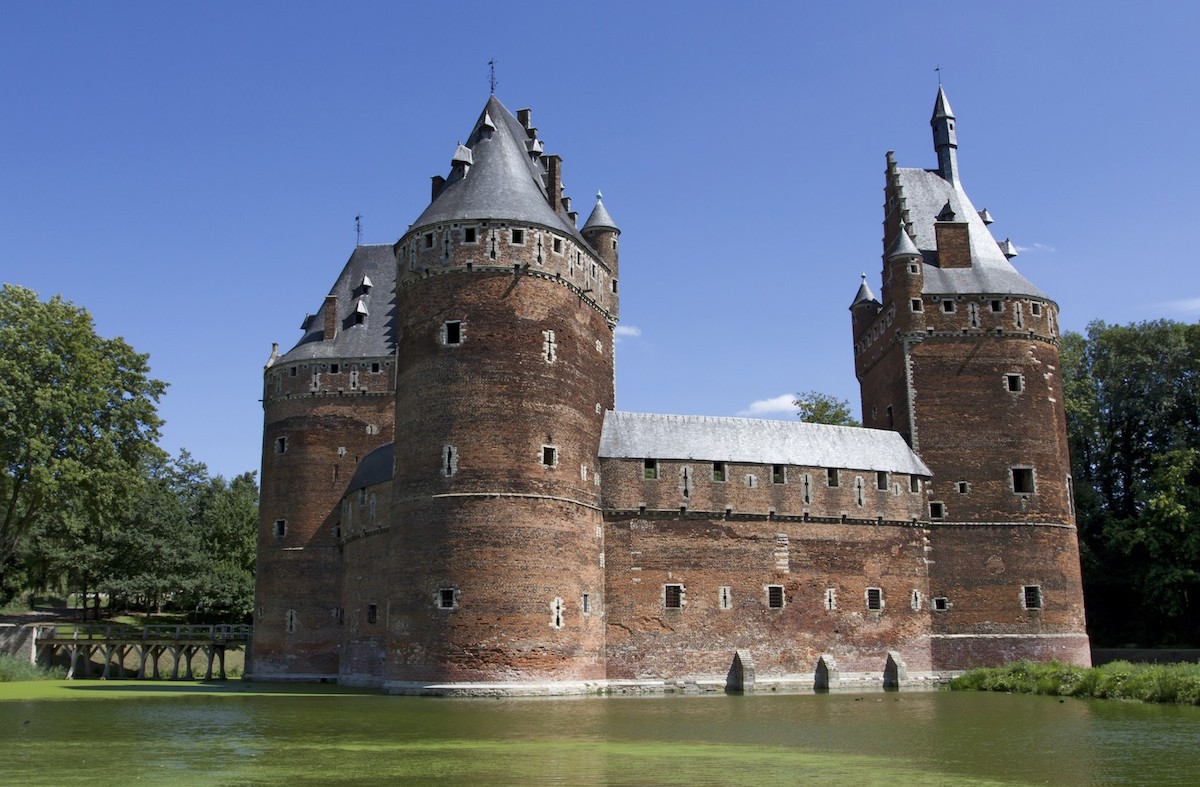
355,215,362,246
935,64,942,86
488,58,497,95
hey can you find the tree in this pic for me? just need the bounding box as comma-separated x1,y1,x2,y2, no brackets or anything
0,284,166,602
794,390,860,426
1062,320,1200,645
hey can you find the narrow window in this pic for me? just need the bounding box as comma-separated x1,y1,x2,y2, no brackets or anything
511,228,525,245
289,366,297,377
802,473,813,505
367,604,378,624
542,329,557,363
1067,474,1076,517
910,476,921,493
681,466,691,499
369,494,376,526
463,226,477,243
967,302,981,328
664,584,683,609
933,597,949,612
957,481,970,494
438,588,456,609
349,370,359,390
581,593,591,614
929,501,946,519
1012,467,1036,495
1023,585,1043,610
827,468,840,487
990,299,1003,313
550,597,563,628
1006,374,1024,392
910,298,923,312
718,586,732,610
854,476,865,506
772,465,786,484
866,587,883,611
542,445,558,468
274,436,287,454
824,588,837,610
1014,302,1024,329
712,462,727,482
911,589,922,610
876,471,888,491
274,519,287,537
767,585,785,609
941,299,955,314
424,232,434,249
611,280,618,294
745,474,757,488
285,610,296,633
886,405,894,429
644,459,658,480
443,320,462,345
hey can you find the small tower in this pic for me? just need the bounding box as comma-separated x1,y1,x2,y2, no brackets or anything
581,191,621,316
854,88,1089,671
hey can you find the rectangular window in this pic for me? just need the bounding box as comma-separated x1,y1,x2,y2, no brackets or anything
876,471,888,491
929,501,946,519
511,228,525,245
552,237,562,254
1012,467,1036,495
910,476,921,493
933,596,949,612
542,445,558,467
644,459,659,480
463,227,477,243
990,299,1003,312
424,232,434,249
274,436,287,454
957,481,970,494
767,585,785,609
866,587,883,611
772,465,786,484
827,468,840,487
367,604,378,624
910,298,923,312
712,462,727,482
371,362,381,373
941,299,956,313
1006,374,1024,392
289,366,297,377
1031,302,1043,316
444,320,462,345
1023,585,1043,610
718,586,732,610
664,584,683,609
438,588,456,609
329,363,339,374
274,519,287,537
582,593,591,614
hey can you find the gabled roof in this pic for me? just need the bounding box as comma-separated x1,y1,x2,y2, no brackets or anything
600,411,931,476
410,96,586,244
278,244,398,363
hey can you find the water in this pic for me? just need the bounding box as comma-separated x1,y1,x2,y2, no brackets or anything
3,684,1199,785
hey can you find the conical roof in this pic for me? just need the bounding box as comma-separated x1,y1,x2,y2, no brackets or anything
931,85,955,121
886,222,921,260
850,273,879,308
582,191,619,233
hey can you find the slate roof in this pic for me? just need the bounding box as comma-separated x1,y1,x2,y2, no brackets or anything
346,443,393,493
600,411,931,476
277,244,398,363
410,96,588,245
582,193,619,233
895,167,1047,299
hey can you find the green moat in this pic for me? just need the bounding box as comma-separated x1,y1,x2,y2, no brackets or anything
3,682,1200,785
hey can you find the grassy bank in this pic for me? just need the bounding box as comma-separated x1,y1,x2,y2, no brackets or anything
0,653,66,682
950,660,1200,705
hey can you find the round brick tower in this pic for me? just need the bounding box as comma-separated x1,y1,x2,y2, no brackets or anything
383,98,618,690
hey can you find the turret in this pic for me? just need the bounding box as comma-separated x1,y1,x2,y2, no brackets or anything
931,86,958,185
581,191,620,315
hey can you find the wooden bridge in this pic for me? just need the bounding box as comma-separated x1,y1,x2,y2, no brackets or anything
33,623,252,680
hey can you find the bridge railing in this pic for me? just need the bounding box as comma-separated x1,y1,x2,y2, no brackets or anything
34,623,252,644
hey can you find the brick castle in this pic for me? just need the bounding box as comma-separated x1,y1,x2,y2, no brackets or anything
249,88,1090,693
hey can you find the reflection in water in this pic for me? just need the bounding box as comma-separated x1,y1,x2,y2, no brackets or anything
3,689,1200,785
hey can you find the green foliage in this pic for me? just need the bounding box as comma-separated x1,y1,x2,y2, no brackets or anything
950,660,1200,705
794,391,860,426
0,653,65,682
1061,320,1200,646
0,284,166,603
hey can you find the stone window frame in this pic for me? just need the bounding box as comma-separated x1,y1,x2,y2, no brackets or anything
510,227,526,246
910,298,923,313
910,475,921,493
462,225,479,245
274,436,287,455
990,298,1004,313
826,468,840,488
664,583,684,610
437,588,458,610
876,471,889,491
1005,373,1025,393
541,444,559,468
551,235,563,255
772,465,787,485
1031,301,1043,317
854,475,865,507
712,462,727,483
823,588,837,611
910,589,922,611
941,299,956,314
865,587,884,612
1022,585,1043,610
1011,466,1036,495
929,501,946,519
766,584,785,609
423,231,434,249
549,596,564,629
643,458,659,480
581,593,591,615
933,596,949,612
442,320,464,346
956,481,971,494
718,586,733,610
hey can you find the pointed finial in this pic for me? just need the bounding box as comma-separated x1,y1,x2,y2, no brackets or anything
596,190,603,201
861,272,867,282
935,64,941,86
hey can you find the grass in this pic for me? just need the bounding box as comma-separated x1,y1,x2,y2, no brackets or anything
0,653,66,682
949,659,1200,705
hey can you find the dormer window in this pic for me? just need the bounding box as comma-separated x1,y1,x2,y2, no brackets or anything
358,275,372,295
353,300,368,325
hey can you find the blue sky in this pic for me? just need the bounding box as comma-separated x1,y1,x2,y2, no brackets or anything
3,2,1197,480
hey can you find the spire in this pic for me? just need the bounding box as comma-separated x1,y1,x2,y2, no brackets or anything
851,273,879,308
582,191,619,234
886,219,921,260
931,86,959,185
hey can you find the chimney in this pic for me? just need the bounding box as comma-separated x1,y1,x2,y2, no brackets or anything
545,155,563,211
934,222,972,269
517,108,532,129
323,295,338,341
431,175,446,201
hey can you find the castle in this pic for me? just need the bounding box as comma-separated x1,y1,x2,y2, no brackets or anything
249,88,1090,693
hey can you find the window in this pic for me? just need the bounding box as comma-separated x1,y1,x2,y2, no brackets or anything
463,227,477,243
854,476,865,506
1012,467,1036,495
550,597,564,628
542,445,558,467
443,320,462,345
371,362,381,373
929,501,946,519
274,519,287,537
444,445,457,477
581,593,591,614
910,589,922,611
612,280,618,294
745,474,757,488
876,471,888,491
910,298,923,312
772,465,786,484
767,585,785,609
933,597,949,612
424,232,434,249
827,468,840,487
866,587,883,611
664,584,683,609
1014,302,1024,329
274,436,287,454
824,588,837,611
1031,302,1043,317
542,329,557,363
367,604,378,624
990,299,1003,313
552,237,562,254
941,299,956,314
802,473,813,505
285,610,296,633
511,228,525,245
1023,585,1043,610
289,366,297,377
967,302,981,328
910,476,921,493
908,262,920,274
1006,374,1024,392
438,588,456,609
643,459,658,479
712,462,727,482
957,481,970,494
718,586,732,610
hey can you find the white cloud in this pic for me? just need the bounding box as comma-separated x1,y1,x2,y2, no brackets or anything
1161,296,1200,316
1012,242,1056,254
614,325,642,342
737,393,795,417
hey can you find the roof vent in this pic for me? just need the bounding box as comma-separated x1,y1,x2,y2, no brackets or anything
301,313,314,331
525,137,544,158
358,275,373,294
936,201,957,222
451,142,473,175
482,112,496,131
1000,238,1019,259
978,208,994,225
354,299,369,316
